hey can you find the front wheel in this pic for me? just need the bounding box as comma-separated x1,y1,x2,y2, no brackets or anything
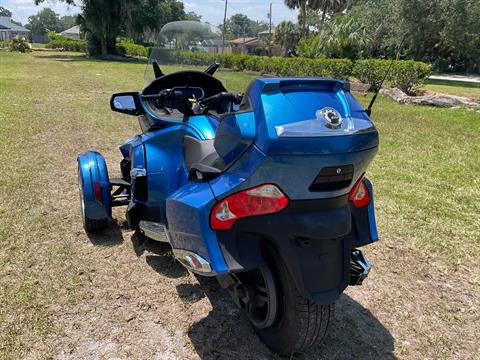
256,256,334,355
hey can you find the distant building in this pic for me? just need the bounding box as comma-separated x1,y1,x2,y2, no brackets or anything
230,37,259,55
61,25,83,39
0,17,29,41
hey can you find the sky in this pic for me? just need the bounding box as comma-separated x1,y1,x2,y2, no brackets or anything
1,0,298,26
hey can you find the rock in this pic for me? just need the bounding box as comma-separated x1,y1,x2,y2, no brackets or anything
380,87,479,107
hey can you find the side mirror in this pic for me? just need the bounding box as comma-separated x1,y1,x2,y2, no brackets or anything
110,92,144,116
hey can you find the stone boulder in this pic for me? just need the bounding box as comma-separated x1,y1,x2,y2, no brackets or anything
380,87,479,107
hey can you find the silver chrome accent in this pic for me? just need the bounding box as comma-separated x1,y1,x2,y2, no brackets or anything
139,221,169,243
173,249,212,274
130,168,147,179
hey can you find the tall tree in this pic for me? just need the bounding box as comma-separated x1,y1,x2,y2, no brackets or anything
34,0,188,55
223,13,268,39
274,21,301,55
284,0,308,35
0,6,12,17
59,15,78,31
27,8,62,36
309,0,348,22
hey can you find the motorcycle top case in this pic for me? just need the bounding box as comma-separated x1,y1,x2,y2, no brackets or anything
245,78,379,156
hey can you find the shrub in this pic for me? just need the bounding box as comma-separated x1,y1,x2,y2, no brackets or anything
117,39,148,58
353,59,431,95
0,40,12,49
46,32,87,52
391,60,432,94
165,51,354,79
9,37,32,53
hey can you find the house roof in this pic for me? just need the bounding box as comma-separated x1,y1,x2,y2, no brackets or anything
230,37,257,45
0,17,29,32
61,25,81,35
258,30,274,35
202,39,224,47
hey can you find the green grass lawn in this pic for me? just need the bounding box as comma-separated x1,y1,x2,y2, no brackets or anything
424,78,480,100
0,51,479,359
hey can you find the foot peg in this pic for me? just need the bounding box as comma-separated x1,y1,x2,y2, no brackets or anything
349,249,371,286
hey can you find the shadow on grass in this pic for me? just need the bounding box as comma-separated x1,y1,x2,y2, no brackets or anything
131,231,188,278
425,78,480,89
33,53,148,64
86,220,125,246
185,277,396,360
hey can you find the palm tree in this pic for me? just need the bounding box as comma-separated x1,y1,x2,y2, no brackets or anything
284,0,308,35
308,0,348,23
274,21,301,55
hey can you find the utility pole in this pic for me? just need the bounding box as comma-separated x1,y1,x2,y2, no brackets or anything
222,0,228,54
268,2,273,57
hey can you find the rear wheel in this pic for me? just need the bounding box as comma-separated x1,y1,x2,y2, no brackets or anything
223,253,334,356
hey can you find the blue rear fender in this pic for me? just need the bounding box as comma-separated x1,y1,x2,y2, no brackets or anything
166,182,228,275
77,151,112,220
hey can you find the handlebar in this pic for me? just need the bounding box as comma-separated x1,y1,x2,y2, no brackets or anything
142,90,243,115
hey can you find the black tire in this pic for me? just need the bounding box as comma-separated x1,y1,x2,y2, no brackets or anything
83,216,108,233
256,254,335,356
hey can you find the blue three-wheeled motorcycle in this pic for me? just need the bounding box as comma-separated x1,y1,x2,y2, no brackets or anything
77,22,379,355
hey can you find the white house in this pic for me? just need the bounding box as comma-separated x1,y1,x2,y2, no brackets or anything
60,25,83,39
0,17,29,41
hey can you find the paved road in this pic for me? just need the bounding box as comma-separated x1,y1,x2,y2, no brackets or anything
430,74,480,84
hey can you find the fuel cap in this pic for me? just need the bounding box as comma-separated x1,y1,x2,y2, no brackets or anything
317,108,343,129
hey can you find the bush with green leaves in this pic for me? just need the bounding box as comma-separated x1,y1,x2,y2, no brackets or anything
46,32,87,52
117,39,148,58
8,37,32,53
167,51,354,79
353,59,431,95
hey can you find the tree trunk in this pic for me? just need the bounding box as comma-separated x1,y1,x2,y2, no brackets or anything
100,35,108,56
301,3,307,36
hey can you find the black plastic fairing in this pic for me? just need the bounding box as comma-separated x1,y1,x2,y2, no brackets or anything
217,195,353,304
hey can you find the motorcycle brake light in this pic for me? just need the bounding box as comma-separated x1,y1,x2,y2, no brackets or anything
348,175,370,208
210,184,289,231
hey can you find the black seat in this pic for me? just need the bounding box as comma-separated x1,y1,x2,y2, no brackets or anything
183,136,225,180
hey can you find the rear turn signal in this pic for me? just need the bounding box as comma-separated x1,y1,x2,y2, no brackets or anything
210,184,289,231
348,175,370,208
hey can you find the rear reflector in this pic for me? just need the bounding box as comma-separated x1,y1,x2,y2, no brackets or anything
348,175,370,208
211,184,289,230
93,181,103,203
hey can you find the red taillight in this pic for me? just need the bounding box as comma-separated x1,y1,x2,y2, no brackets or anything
348,175,370,208
93,181,103,203
210,184,289,231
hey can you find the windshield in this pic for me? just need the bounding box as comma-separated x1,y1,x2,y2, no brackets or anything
144,21,223,86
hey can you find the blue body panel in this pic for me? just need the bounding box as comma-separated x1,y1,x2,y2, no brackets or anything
166,182,228,274
365,178,379,242
77,151,112,220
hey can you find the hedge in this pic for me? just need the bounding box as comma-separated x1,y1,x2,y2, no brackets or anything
353,59,431,95
46,32,87,52
168,51,354,79
117,39,149,58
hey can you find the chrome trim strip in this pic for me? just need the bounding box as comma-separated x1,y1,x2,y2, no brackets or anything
139,221,169,243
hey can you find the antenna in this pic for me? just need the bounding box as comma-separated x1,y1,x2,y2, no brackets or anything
366,36,406,116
